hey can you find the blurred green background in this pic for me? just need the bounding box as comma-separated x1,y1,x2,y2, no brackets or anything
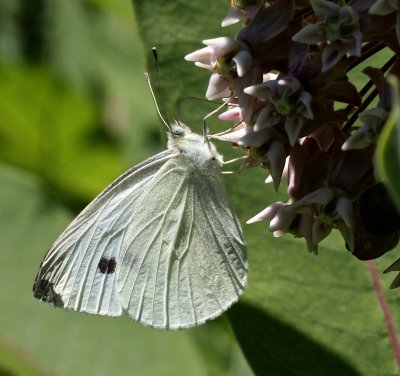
1,1,399,375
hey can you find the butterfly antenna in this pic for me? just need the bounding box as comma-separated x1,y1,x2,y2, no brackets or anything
152,48,164,97
144,47,172,132
144,72,171,132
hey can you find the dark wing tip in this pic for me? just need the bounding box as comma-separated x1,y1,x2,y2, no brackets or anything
33,277,64,308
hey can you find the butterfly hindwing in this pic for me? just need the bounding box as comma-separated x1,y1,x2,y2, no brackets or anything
117,154,247,329
33,150,177,316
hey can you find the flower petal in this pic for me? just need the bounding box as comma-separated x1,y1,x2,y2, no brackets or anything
221,7,243,27
298,91,314,119
370,0,399,15
238,127,271,147
310,0,340,19
206,73,231,100
270,207,296,232
194,62,213,71
218,107,242,122
342,31,362,57
184,47,213,63
254,106,279,131
335,197,354,229
266,141,286,192
232,50,253,77
246,202,285,224
384,258,400,288
384,258,400,273
291,187,335,209
298,214,318,254
336,221,354,252
389,273,400,289
244,82,270,100
292,23,326,45
210,126,250,143
202,37,239,56
321,44,344,72
285,117,303,146
341,125,372,150
312,218,332,243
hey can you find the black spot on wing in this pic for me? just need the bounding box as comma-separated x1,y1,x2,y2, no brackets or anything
33,278,64,307
98,257,117,274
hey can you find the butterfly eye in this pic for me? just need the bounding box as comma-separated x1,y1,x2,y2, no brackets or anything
172,126,185,136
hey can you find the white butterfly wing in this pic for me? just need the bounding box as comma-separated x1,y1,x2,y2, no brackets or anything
33,149,177,316
117,155,247,329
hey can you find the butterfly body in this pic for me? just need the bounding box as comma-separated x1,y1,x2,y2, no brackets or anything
33,122,247,329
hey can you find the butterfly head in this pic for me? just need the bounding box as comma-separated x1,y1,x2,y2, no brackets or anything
168,121,190,138
168,121,224,168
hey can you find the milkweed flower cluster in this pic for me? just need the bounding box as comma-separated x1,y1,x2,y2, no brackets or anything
185,0,400,288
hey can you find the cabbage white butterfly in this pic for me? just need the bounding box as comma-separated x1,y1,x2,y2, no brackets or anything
33,97,247,329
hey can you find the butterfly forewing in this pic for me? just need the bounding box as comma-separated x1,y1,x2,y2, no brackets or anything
117,154,247,329
33,150,176,316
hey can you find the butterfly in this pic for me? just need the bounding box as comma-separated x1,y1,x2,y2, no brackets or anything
33,120,248,329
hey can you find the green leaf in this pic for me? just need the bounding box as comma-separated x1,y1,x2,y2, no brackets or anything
376,74,400,213
132,1,400,374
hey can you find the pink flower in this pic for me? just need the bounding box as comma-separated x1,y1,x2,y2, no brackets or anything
245,76,313,145
292,0,362,72
185,37,254,100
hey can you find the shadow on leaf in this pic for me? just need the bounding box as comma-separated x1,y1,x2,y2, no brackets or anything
228,302,361,376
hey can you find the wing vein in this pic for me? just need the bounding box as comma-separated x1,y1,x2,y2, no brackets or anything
123,170,188,320
196,192,245,292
